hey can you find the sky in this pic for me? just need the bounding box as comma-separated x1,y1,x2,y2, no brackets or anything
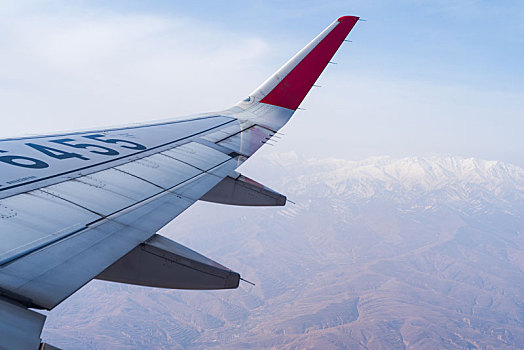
0,0,523,166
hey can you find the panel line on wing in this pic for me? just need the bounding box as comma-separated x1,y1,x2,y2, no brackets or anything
112,167,167,190
38,189,105,217
159,152,207,172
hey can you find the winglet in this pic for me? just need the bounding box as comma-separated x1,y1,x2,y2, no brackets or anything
246,16,359,111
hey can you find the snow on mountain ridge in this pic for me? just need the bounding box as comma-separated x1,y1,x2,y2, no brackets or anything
256,153,524,205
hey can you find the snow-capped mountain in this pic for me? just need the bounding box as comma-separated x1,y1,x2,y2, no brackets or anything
248,153,524,216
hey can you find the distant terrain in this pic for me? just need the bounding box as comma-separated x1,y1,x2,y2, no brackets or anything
42,153,524,349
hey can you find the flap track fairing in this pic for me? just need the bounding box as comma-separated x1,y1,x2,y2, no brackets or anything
200,173,286,206
96,234,240,290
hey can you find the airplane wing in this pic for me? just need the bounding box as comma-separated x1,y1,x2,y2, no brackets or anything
0,16,359,349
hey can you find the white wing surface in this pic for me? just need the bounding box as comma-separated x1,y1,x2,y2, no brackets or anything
0,16,359,349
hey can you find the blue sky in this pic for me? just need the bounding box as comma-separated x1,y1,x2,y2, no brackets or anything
0,1,522,166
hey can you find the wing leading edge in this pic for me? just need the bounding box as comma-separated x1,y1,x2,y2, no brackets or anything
0,16,359,349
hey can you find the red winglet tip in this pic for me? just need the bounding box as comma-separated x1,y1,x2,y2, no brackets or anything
337,15,359,22
259,16,359,111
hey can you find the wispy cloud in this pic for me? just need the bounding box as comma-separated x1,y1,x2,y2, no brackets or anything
0,3,270,136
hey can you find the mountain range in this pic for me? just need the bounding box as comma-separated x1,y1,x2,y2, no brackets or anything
42,154,524,349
